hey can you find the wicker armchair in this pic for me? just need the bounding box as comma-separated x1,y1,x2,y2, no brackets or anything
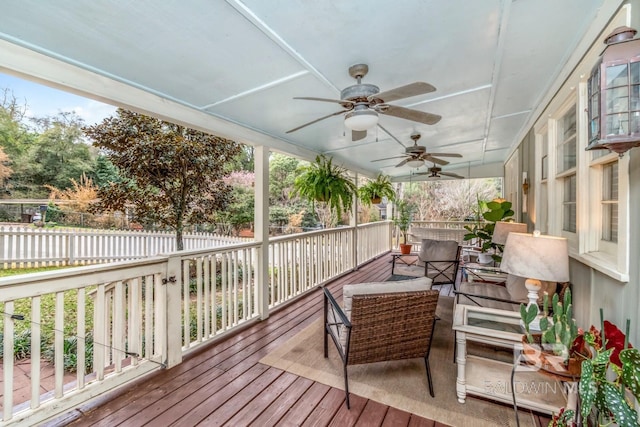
323,282,439,408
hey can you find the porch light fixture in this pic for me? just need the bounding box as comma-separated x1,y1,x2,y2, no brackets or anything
586,26,640,155
344,109,378,131
500,231,569,330
406,158,424,168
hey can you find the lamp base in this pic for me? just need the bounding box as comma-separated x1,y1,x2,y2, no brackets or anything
525,277,542,331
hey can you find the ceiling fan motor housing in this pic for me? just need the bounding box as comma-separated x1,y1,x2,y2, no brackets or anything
341,84,379,102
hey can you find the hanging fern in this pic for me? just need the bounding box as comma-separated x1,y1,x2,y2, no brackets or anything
292,155,356,221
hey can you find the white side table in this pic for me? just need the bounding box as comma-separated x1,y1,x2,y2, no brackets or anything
452,304,571,415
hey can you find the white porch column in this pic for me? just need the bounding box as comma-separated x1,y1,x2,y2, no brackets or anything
387,201,394,249
351,172,358,270
254,146,270,320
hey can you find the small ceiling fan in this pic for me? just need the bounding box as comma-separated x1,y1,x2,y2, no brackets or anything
286,64,441,141
416,164,464,179
371,132,462,168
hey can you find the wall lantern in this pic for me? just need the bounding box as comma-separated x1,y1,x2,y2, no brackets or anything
586,26,640,156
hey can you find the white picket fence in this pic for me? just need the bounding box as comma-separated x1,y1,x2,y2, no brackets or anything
0,226,248,268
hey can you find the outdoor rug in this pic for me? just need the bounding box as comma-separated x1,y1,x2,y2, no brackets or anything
259,295,538,427
391,263,424,277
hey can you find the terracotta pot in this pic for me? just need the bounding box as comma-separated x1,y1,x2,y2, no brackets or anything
399,243,413,255
371,196,382,204
521,335,590,378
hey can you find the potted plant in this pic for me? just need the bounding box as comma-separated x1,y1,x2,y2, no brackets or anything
358,173,396,205
520,289,591,378
578,311,640,427
463,198,514,263
292,155,357,223
393,199,414,254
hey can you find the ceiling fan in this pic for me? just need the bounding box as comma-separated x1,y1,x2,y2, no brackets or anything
371,132,462,168
285,64,441,141
416,164,464,179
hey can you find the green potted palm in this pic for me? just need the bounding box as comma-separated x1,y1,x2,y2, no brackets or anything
393,199,414,254
292,155,357,224
358,174,396,205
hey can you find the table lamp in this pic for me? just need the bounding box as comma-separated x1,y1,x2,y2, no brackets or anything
500,230,569,330
491,221,527,246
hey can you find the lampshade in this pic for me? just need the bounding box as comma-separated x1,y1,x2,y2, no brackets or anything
344,109,378,131
500,231,569,283
406,158,424,168
491,221,527,245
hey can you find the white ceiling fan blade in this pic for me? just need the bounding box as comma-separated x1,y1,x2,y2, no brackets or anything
286,110,346,133
395,158,410,167
371,82,436,103
440,172,464,179
379,105,441,125
422,155,449,166
294,96,354,106
429,152,462,158
371,155,408,163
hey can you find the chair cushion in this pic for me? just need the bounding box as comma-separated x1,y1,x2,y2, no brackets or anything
504,274,529,302
418,239,459,264
457,280,519,311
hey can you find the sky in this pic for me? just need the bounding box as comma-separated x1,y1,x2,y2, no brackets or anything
0,71,116,125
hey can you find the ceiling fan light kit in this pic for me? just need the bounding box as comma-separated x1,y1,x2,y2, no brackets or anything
344,109,379,131
371,132,463,169
406,158,424,168
286,64,440,141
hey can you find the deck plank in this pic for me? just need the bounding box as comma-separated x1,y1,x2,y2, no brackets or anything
223,370,299,426
247,376,315,426
55,253,550,427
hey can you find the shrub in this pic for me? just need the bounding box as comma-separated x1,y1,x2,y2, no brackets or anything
43,333,94,373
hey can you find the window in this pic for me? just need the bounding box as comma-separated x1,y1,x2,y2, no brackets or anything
557,108,576,173
556,108,577,234
601,161,618,243
562,175,576,233
536,130,549,234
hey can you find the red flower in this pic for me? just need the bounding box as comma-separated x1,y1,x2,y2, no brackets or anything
588,325,602,350
603,320,633,367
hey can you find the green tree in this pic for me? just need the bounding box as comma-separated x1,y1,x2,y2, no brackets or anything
92,155,121,188
220,171,255,236
269,153,299,205
0,89,36,196
26,112,96,194
83,108,242,250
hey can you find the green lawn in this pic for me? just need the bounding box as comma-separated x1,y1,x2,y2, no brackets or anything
0,265,75,277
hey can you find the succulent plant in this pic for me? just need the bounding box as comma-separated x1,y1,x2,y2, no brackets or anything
539,290,579,362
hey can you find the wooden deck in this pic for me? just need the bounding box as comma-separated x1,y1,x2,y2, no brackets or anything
46,253,549,427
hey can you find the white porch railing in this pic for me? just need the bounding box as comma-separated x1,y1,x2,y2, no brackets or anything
0,226,248,269
0,221,391,425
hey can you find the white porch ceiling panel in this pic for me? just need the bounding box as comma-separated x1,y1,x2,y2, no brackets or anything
0,0,615,179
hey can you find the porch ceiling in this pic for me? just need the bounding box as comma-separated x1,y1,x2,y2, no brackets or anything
0,1,619,180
